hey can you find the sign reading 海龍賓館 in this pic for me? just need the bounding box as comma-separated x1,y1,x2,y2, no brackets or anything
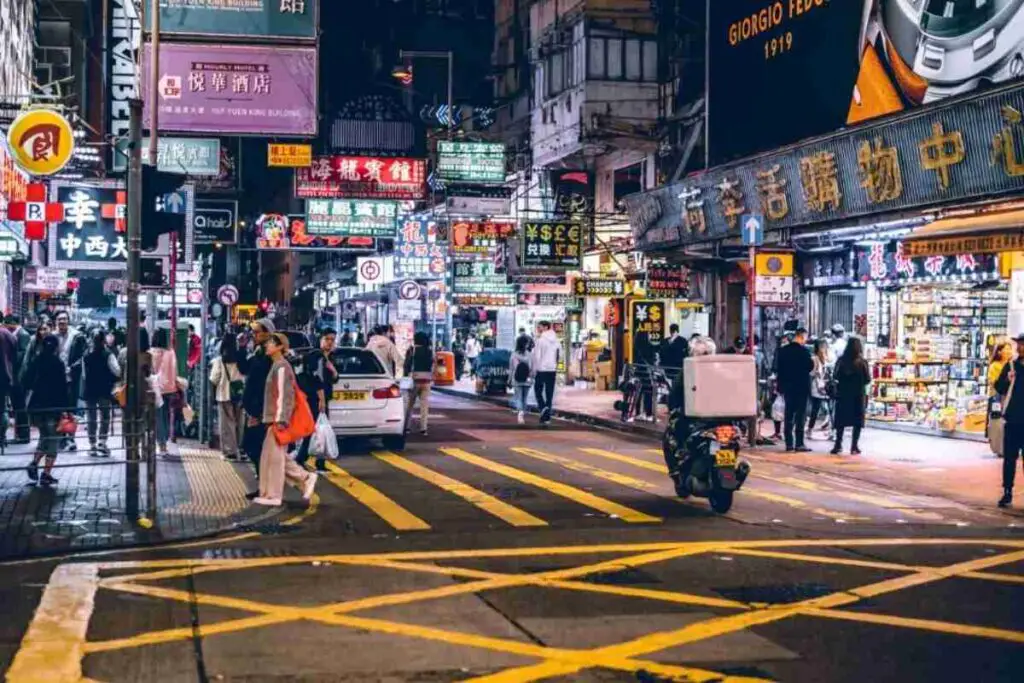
296,156,426,200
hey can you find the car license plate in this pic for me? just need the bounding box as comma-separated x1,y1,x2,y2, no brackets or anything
334,390,368,401
714,449,737,467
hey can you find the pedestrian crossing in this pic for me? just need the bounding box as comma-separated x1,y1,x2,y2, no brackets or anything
304,443,991,533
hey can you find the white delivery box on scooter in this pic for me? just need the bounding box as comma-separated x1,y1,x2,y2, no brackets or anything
683,355,757,418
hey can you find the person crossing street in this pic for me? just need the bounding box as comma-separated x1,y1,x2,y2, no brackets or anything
531,321,560,426
994,333,1024,508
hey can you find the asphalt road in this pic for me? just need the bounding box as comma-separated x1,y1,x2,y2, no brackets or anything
2,393,1022,682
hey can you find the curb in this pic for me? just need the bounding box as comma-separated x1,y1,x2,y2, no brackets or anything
434,386,664,439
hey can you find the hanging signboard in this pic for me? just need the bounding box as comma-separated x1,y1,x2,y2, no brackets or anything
394,218,447,278
268,143,312,168
452,259,515,306
854,241,999,283
629,299,666,345
141,43,318,136
451,220,516,255
357,256,385,286
574,277,626,297
295,156,426,200
520,221,582,269
145,0,318,40
304,199,399,238
904,232,1024,258
22,267,68,293
47,180,189,270
754,252,795,307
256,215,377,252
516,293,581,308
445,187,512,215
193,199,237,244
436,141,505,183
646,266,690,299
113,136,220,175
800,251,856,289
6,109,76,177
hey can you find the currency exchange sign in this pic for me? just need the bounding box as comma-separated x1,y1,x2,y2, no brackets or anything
521,221,582,269
141,43,317,136
146,0,318,40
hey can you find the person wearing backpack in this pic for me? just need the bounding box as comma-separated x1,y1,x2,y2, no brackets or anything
210,333,245,461
509,335,533,424
83,331,121,457
403,332,435,436
253,333,317,507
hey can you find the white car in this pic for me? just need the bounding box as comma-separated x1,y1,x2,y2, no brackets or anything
327,348,407,450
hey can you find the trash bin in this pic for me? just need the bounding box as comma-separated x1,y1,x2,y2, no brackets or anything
434,351,455,386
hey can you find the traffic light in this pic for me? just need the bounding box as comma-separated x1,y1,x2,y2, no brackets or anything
141,165,186,251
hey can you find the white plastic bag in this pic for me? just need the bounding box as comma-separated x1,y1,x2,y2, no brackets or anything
771,395,786,422
309,413,339,460
148,374,164,409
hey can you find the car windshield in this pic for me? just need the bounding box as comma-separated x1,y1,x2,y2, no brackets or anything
331,349,386,376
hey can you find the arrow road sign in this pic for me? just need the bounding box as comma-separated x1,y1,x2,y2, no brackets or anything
399,280,422,300
164,192,185,214
217,284,239,306
741,214,764,247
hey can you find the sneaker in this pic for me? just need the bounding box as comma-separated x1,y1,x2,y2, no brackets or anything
830,447,842,455
245,491,259,500
795,446,812,453
850,447,862,455
26,463,38,482
252,497,282,506
65,442,77,452
998,490,1012,508
420,429,428,436
517,412,525,425
99,443,110,457
39,473,58,487
302,472,317,501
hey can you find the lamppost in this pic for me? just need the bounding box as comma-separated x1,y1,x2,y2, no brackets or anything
393,50,455,347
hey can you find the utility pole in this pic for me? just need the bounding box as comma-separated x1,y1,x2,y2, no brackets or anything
125,98,143,520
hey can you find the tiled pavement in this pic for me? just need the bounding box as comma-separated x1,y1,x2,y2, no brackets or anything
0,433,280,560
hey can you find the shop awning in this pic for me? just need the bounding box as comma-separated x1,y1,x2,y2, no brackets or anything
903,209,1024,257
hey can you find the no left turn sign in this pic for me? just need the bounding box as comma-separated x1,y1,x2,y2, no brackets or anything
217,285,239,306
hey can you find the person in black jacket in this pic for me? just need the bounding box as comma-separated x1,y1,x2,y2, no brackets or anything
776,327,813,452
83,331,121,457
24,335,69,487
6,315,32,443
659,324,688,378
995,333,1024,508
238,318,275,491
831,337,871,455
296,328,338,470
403,332,435,435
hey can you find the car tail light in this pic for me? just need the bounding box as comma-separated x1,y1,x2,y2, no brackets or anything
714,425,738,443
373,385,401,400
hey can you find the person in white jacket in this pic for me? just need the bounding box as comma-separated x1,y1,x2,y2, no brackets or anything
531,321,560,425
209,333,244,460
366,326,403,377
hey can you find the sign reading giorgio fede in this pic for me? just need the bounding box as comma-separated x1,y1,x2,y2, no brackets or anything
627,82,1024,251
146,0,318,40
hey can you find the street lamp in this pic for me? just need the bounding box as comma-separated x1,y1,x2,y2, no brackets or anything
394,50,454,140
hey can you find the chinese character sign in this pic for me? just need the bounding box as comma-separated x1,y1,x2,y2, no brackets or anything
646,266,690,299
854,241,996,282
452,259,515,301
47,182,136,269
305,199,399,238
520,222,582,269
395,218,447,278
451,221,515,255
148,0,318,40
295,156,426,200
141,43,317,135
436,142,505,183
629,300,666,346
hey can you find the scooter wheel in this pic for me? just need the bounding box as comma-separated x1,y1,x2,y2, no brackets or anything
709,489,734,514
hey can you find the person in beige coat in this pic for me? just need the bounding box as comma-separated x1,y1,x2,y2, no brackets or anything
253,333,317,507
209,333,244,460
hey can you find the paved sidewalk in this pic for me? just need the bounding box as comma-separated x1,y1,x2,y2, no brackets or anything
0,433,282,560
435,379,1017,513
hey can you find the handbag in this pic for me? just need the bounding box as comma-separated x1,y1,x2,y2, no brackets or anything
989,369,1015,456
112,383,127,408
273,378,316,446
56,413,78,436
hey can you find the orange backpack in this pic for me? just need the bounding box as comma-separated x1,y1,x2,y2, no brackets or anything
273,377,316,446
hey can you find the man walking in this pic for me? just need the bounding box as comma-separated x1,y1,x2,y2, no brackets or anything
660,324,688,378
5,315,31,443
776,326,813,452
296,328,338,470
995,333,1024,508
531,321,560,426
239,318,275,497
54,311,86,451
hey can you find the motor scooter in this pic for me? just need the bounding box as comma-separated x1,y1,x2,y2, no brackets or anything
663,413,750,513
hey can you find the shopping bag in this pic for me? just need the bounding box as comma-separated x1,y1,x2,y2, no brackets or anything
273,381,316,446
309,414,339,459
771,395,786,422
988,416,1006,456
56,413,78,436
148,374,164,409
181,404,196,426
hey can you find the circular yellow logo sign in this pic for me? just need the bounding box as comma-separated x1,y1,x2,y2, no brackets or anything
6,108,75,176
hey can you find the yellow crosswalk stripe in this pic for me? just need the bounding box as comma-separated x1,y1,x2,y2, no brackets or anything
512,447,666,496
440,448,661,523
373,451,547,527
758,473,943,520
321,461,430,531
578,448,668,474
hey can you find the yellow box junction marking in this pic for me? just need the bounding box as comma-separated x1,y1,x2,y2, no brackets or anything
321,460,430,531
440,447,660,523
12,538,1024,683
373,451,547,527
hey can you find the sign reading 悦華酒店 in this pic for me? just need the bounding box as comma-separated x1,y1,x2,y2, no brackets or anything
47,181,193,270
295,156,426,200
304,199,399,238
521,221,582,269
145,0,318,40
141,43,317,136
395,218,447,279
436,142,505,183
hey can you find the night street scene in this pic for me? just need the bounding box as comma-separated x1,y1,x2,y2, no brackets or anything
1,0,1023,681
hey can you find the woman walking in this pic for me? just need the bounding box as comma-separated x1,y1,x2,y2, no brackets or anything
254,333,317,507
508,335,533,425
150,329,178,457
403,332,435,436
83,331,120,457
807,338,832,438
25,335,69,486
210,333,244,460
831,337,871,455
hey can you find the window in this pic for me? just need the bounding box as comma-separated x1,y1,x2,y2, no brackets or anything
589,37,605,78
625,40,641,80
607,39,623,79
550,51,564,95
643,41,658,81
331,349,386,376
